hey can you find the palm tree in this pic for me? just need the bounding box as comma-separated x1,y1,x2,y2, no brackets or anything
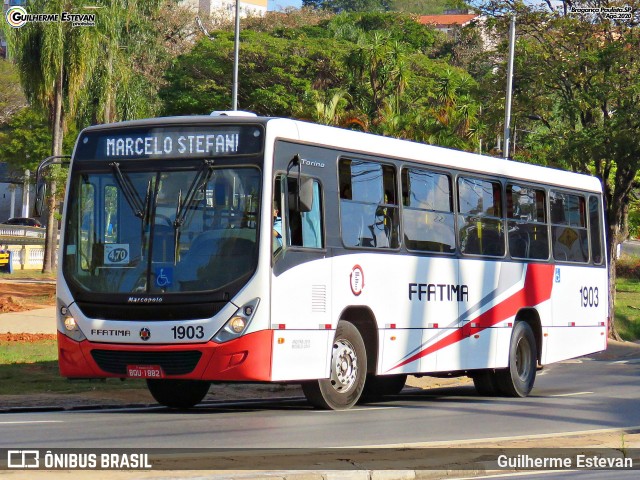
79,0,157,125
4,0,99,272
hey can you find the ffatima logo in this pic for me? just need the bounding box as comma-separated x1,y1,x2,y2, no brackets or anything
5,6,28,28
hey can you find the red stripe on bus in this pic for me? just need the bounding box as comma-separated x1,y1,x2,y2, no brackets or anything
388,264,554,372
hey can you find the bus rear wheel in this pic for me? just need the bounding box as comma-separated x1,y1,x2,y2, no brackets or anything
472,370,499,396
146,379,211,409
496,321,537,397
302,321,367,410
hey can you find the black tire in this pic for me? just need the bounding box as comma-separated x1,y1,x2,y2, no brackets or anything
360,374,407,402
471,370,500,396
302,321,367,410
496,322,537,397
146,379,211,409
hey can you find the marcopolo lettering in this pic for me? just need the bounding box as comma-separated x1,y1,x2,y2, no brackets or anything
128,297,163,304
409,283,469,302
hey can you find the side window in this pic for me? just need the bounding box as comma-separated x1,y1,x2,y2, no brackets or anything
79,182,95,271
507,184,549,260
272,177,284,255
401,167,455,253
589,195,604,265
286,177,323,249
457,177,505,256
273,175,324,253
104,185,119,243
339,159,399,249
550,191,588,263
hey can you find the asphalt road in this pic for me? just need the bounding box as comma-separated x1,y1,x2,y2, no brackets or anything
621,239,640,257
1,357,639,450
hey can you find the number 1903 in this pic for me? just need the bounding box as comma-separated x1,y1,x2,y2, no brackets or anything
579,286,599,308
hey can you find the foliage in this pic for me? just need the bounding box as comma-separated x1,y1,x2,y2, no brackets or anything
391,0,469,15
161,29,349,116
162,10,480,150
477,0,640,338
303,0,392,12
617,256,640,280
325,11,440,53
75,0,171,126
0,109,66,176
615,278,640,341
0,59,27,125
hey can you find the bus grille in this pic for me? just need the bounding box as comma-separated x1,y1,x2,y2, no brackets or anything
90,350,203,375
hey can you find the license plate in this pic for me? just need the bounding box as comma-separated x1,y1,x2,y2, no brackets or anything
126,365,164,379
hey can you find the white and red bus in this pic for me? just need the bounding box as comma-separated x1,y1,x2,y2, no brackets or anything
52,113,608,409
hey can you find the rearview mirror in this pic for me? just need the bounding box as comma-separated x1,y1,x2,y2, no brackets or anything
33,181,47,217
288,176,313,213
33,155,71,216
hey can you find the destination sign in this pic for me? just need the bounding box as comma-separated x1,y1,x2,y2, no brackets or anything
74,125,263,161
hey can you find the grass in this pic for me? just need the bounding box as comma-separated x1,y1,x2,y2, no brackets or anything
615,277,640,341
0,339,146,396
0,270,56,281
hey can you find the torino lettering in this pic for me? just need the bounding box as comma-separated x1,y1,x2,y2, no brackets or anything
408,283,469,302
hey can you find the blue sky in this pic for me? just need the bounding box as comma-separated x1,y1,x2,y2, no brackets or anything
268,0,303,11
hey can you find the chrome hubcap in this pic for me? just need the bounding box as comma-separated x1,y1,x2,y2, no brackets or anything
330,339,358,393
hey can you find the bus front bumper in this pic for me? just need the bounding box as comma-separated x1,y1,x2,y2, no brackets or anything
57,330,273,382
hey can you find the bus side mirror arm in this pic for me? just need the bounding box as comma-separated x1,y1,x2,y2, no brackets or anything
287,154,313,213
34,155,71,216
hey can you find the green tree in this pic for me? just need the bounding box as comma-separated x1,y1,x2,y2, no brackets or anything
0,59,26,125
479,0,640,338
2,0,99,273
391,0,470,15
0,107,77,181
76,0,167,125
303,0,391,12
161,30,349,117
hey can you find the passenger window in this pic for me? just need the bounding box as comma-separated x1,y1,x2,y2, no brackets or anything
457,177,505,256
550,191,588,263
286,177,323,249
507,184,549,260
589,196,604,265
104,185,119,243
339,159,399,249
401,168,455,253
274,175,324,252
79,182,95,271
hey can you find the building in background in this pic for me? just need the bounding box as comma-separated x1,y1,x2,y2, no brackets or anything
182,0,268,17
0,164,34,222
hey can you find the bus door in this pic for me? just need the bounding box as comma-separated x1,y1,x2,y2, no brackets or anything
270,173,331,380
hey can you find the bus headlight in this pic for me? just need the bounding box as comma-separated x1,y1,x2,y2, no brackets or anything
59,302,86,342
213,298,259,343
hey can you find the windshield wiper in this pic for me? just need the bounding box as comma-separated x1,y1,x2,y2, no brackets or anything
172,159,215,264
110,162,145,218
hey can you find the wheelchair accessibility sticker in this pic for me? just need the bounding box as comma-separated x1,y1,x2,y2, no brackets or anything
155,267,173,288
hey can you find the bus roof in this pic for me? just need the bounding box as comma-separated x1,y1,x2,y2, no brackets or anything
79,115,602,194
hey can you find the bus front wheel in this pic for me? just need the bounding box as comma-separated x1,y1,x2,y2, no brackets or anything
496,321,537,397
302,321,367,410
146,379,211,409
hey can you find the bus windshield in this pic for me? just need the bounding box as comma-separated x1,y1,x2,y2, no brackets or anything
63,163,261,295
